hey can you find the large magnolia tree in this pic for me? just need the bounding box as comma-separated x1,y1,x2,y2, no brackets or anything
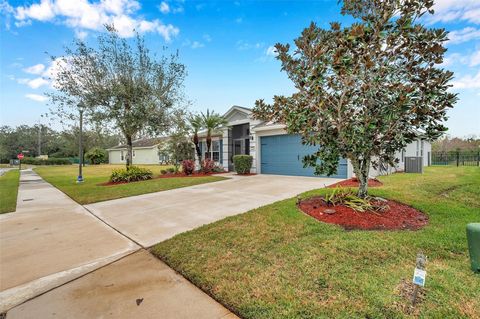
253,0,457,197
50,25,186,169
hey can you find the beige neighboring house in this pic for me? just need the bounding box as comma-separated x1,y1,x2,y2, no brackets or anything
107,137,170,165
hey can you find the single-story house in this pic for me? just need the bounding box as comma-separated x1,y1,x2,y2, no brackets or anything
196,105,432,178
107,137,170,165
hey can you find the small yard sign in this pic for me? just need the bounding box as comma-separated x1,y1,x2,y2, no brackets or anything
411,252,427,306
413,268,426,287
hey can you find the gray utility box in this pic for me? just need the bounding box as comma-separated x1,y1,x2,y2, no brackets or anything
405,157,423,173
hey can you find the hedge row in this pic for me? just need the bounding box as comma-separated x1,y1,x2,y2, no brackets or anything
20,157,72,165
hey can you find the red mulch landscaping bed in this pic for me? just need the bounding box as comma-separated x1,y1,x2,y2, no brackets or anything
328,178,383,188
98,172,227,186
298,196,428,231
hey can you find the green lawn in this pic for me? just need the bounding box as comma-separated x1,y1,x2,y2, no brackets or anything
152,167,480,319
0,169,20,214
35,165,228,204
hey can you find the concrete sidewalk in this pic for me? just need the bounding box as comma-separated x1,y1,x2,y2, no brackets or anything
1,170,238,318
0,170,138,312
7,250,237,319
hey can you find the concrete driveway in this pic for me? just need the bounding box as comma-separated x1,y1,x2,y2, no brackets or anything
86,174,342,247
2,171,340,317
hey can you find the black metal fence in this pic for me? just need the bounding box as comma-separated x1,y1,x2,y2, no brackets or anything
431,151,480,167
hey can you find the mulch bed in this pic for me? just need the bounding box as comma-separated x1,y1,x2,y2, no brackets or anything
328,177,383,188
98,171,227,186
298,196,428,231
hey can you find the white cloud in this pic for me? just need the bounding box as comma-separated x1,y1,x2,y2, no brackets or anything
470,50,480,66
182,39,205,49
23,63,45,74
25,93,48,102
203,34,212,42
159,1,169,14
448,27,480,45
236,40,264,50
15,0,55,21
11,0,179,41
429,0,480,24
265,45,278,57
452,70,480,89
18,77,50,89
191,41,204,49
75,29,88,39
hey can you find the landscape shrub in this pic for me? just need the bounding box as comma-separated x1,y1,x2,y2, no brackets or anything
109,166,153,183
323,187,389,212
166,167,176,174
233,155,253,174
160,169,168,175
202,159,215,174
182,160,195,175
21,157,72,165
85,147,108,164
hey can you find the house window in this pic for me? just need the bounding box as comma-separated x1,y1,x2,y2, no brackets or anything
202,140,221,162
212,140,220,162
420,140,424,157
120,151,124,161
416,140,420,157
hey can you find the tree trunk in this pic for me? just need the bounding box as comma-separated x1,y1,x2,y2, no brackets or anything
193,132,202,167
206,131,212,159
126,134,133,170
352,158,371,198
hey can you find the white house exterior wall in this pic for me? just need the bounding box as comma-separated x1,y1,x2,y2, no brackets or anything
108,147,160,165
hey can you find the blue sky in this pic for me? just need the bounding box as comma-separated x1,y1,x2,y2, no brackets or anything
0,0,479,137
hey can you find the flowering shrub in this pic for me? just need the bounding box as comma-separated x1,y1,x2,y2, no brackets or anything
202,159,216,174
182,159,195,175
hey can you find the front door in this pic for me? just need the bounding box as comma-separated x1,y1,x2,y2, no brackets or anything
233,139,244,156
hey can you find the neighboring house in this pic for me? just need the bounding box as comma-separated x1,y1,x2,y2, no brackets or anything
196,105,432,178
107,137,170,165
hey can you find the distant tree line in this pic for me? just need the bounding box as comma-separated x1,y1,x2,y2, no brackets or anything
432,135,480,153
0,124,121,163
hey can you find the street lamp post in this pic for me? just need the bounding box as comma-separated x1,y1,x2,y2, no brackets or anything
77,107,84,183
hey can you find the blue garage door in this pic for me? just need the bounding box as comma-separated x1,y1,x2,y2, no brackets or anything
260,134,347,178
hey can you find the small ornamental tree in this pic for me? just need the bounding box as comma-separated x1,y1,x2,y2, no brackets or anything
253,0,457,197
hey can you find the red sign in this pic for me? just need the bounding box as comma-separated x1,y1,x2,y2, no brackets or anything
17,153,24,160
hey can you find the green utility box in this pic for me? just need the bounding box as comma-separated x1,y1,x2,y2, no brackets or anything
467,223,480,273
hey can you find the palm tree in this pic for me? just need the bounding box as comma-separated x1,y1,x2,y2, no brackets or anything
201,109,228,157
189,114,203,166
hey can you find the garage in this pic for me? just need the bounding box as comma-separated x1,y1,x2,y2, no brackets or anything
260,134,348,178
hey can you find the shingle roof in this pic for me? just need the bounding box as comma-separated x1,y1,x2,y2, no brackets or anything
108,137,169,150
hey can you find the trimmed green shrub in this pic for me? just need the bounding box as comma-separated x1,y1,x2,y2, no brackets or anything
233,155,253,174
166,167,176,174
21,157,72,165
160,169,168,175
109,166,153,183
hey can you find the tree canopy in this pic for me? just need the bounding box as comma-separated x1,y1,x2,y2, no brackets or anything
49,25,187,168
253,0,457,197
